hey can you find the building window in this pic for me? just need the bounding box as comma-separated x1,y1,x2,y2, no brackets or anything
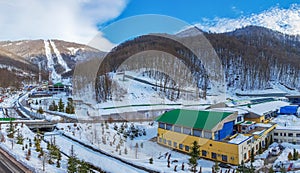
256,144,258,150
166,124,172,130
237,116,242,122
280,133,283,136
174,125,181,133
202,150,207,157
168,140,172,146
159,123,165,129
204,131,212,139
222,155,228,162
247,140,251,144
211,152,217,159
244,153,247,159
193,129,202,137
274,133,278,136
297,134,300,137
288,133,293,137
173,142,177,148
185,146,190,152
159,138,162,143
163,139,166,144
179,144,183,150
284,133,287,136
183,127,191,135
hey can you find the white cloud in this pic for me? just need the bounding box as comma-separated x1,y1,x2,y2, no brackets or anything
0,0,127,51
197,4,300,36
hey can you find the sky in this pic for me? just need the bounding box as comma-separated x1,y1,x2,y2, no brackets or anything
0,0,299,51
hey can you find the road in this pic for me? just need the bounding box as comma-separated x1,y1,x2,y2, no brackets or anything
0,148,32,173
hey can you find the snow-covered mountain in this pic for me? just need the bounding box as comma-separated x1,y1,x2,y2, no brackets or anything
197,4,300,37
93,25,300,103
0,39,104,86
206,26,300,91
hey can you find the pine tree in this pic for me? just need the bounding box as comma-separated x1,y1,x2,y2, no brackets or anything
124,147,128,155
16,129,24,145
58,98,64,112
37,107,44,114
53,101,58,111
213,161,220,173
293,148,298,160
49,100,58,111
258,142,263,154
288,152,293,161
189,141,200,173
7,120,15,138
78,160,90,173
68,145,78,173
56,159,61,168
269,167,274,173
251,148,255,163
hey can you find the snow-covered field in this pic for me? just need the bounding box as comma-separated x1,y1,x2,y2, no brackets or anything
0,123,68,173
55,122,232,173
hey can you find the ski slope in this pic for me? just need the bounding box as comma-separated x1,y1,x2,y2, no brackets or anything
49,40,71,72
44,40,61,82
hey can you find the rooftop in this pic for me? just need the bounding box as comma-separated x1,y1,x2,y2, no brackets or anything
156,109,233,131
243,101,289,115
228,134,251,144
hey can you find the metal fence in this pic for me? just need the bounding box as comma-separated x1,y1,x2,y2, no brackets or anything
17,101,45,119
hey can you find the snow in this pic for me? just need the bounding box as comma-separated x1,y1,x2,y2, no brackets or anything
0,124,68,173
44,40,61,83
252,129,265,135
274,143,300,170
243,101,289,115
256,143,279,159
196,4,300,36
80,71,225,117
255,123,273,128
228,134,251,144
67,47,80,55
54,122,229,173
272,114,300,130
245,159,264,170
210,107,249,115
49,40,71,72
44,134,146,173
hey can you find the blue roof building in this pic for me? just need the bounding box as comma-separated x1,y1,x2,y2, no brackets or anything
279,105,299,115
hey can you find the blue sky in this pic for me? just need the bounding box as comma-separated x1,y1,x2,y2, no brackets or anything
98,0,300,46
0,0,299,51
116,0,298,24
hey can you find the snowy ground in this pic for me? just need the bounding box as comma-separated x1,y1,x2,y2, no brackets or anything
55,122,232,173
0,123,68,173
272,115,300,130
28,92,76,121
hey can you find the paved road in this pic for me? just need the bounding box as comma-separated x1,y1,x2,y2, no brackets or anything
0,159,12,173
0,148,31,173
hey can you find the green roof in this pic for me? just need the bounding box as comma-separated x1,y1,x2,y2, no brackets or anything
156,109,232,131
53,82,64,87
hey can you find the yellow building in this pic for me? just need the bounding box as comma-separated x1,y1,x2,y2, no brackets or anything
244,101,289,123
156,109,276,165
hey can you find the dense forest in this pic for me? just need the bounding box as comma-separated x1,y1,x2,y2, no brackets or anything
207,26,300,91
94,26,300,103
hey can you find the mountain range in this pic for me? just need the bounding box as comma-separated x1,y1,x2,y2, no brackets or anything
0,26,299,98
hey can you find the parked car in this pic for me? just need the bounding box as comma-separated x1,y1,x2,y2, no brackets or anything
271,146,280,156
